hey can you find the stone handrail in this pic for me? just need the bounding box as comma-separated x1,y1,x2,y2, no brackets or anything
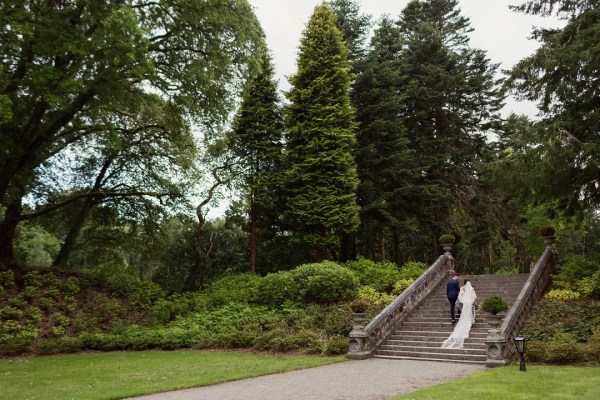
485,246,557,366
348,254,454,359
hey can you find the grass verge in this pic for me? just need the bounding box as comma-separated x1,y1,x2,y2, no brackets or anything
0,350,346,400
391,364,600,400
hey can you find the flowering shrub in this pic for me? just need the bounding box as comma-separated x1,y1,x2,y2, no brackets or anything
545,289,581,302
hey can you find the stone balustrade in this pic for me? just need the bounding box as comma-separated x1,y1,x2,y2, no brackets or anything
347,254,454,359
485,246,557,367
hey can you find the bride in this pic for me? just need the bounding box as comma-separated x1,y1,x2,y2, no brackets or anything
441,280,477,349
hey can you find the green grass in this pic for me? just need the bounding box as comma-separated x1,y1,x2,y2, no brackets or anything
391,365,600,400
0,350,345,400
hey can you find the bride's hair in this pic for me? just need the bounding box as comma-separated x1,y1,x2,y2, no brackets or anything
463,279,470,285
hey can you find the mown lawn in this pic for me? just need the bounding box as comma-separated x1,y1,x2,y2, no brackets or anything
0,350,345,400
391,364,600,400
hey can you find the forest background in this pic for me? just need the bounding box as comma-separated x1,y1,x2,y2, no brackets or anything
0,0,599,362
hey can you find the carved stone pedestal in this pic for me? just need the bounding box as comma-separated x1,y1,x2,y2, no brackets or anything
347,313,370,360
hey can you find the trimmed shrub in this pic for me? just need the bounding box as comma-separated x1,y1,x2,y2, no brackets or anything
38,337,83,355
480,296,509,315
256,271,301,307
585,325,600,362
345,259,400,293
392,278,414,295
291,262,359,304
356,286,394,307
398,262,428,280
324,334,348,355
545,289,581,302
545,332,584,363
203,273,261,309
0,270,15,288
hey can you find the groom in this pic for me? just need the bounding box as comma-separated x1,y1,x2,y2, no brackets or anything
446,272,461,323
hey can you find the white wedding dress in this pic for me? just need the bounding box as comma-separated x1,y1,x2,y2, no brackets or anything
441,281,477,349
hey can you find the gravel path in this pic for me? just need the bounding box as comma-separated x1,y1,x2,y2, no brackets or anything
128,358,485,400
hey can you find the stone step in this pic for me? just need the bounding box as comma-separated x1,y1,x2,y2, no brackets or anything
380,344,486,354
373,273,529,364
374,349,486,363
383,339,485,350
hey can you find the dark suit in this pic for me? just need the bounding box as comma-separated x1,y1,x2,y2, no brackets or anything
447,278,461,321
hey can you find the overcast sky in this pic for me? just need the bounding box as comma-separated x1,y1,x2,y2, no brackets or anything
248,0,564,118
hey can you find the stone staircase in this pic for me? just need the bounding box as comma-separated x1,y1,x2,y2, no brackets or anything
373,274,530,364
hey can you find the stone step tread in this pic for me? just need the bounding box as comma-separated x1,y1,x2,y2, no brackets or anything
381,340,485,350
372,354,486,364
375,350,486,361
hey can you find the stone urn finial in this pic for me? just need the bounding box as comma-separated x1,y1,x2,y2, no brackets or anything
439,234,455,254
540,227,556,248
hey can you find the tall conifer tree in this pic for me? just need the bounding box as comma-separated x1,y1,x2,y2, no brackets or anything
285,4,360,262
396,0,503,253
229,52,284,273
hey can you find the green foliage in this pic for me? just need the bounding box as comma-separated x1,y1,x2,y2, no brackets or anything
203,273,261,309
345,258,401,292
291,262,359,303
398,262,428,280
356,286,394,307
480,296,509,315
525,336,586,364
391,278,414,296
0,270,14,288
545,289,581,302
38,337,84,355
324,334,349,355
439,234,455,244
23,271,43,288
348,298,370,313
14,225,61,268
284,3,360,252
0,306,21,320
256,271,301,307
522,298,600,343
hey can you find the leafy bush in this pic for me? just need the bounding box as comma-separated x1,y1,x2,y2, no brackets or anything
392,278,414,295
545,289,581,302
522,298,600,343
23,271,43,288
0,306,21,321
585,326,600,362
291,262,359,304
398,262,428,280
203,273,261,309
439,234,455,244
554,255,597,283
480,296,509,315
0,270,14,288
348,298,370,313
63,277,81,296
577,271,600,299
256,271,301,307
324,334,348,355
344,259,400,293
356,286,394,307
38,337,83,355
545,332,584,363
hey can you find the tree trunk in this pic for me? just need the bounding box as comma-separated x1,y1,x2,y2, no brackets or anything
53,199,96,268
249,197,257,273
392,230,402,266
339,231,355,262
0,198,22,265
189,210,207,290
315,225,326,263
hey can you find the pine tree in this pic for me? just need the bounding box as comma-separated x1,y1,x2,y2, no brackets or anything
285,4,360,262
505,0,600,215
352,17,419,263
229,52,284,273
396,0,503,252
